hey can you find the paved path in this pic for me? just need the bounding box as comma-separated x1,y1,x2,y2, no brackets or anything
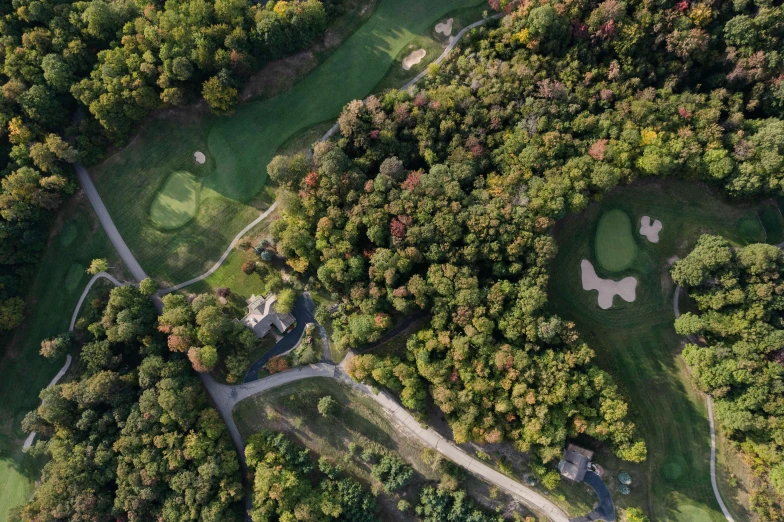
70,272,123,331
26,272,125,449
319,13,503,142
22,354,73,450
160,202,279,295
75,165,147,282
673,283,734,522
708,396,736,522
206,363,570,522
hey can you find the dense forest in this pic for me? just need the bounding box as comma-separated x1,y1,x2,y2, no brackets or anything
268,0,784,482
0,0,343,342
14,285,243,521
673,237,784,517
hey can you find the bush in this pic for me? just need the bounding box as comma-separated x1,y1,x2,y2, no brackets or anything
317,395,338,417
371,455,413,492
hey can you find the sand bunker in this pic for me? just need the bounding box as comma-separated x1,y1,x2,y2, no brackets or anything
639,216,663,243
194,151,206,164
436,18,454,36
581,260,637,309
403,49,426,70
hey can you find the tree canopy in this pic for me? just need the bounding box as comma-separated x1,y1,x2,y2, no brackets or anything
673,237,784,515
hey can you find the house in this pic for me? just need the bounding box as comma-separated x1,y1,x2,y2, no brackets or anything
558,444,594,482
241,294,295,338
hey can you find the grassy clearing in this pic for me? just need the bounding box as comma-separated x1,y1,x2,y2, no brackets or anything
88,0,485,286
594,209,638,273
548,178,760,521
232,378,534,520
0,197,125,521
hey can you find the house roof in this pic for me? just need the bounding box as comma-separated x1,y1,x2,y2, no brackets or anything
558,450,590,482
241,294,295,338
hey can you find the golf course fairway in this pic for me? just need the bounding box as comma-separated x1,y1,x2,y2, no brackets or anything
90,0,485,284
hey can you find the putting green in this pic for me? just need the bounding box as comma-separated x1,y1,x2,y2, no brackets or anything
59,222,78,247
64,263,85,291
759,204,784,244
735,215,764,244
88,0,486,283
594,209,638,273
150,171,201,230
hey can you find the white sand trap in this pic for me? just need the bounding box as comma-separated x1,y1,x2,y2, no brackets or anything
639,216,662,243
581,260,637,309
436,18,454,36
403,49,426,70
194,151,206,164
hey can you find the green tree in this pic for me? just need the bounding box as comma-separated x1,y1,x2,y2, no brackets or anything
317,395,338,417
202,76,238,114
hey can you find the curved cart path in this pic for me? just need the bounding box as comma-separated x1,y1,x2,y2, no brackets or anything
674,284,735,522
70,272,123,331
159,201,278,295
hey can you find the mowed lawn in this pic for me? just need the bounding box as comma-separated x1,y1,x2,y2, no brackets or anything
548,179,764,522
89,0,485,286
0,199,124,520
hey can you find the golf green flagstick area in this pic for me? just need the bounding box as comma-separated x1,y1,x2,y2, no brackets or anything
594,209,638,273
90,0,486,285
548,179,766,522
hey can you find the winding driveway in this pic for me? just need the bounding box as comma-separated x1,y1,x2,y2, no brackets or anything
243,293,316,383
205,362,570,522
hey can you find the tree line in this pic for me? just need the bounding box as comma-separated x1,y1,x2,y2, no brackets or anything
14,284,243,521
673,236,784,518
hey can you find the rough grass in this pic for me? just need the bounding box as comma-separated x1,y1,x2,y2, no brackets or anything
0,197,124,520
149,170,201,230
232,378,534,520
548,178,759,522
594,209,638,273
759,201,784,245
88,0,486,286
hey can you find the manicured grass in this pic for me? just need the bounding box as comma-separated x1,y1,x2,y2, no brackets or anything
759,201,784,244
89,0,485,286
594,209,638,273
0,198,124,521
149,170,201,230
232,378,534,520
372,4,489,93
184,209,278,299
548,179,761,521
